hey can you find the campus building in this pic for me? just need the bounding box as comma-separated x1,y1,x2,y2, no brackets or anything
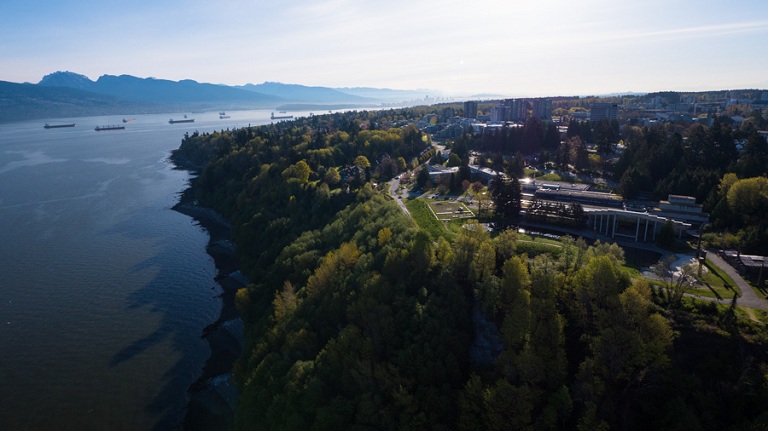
530,186,706,243
590,103,619,122
585,208,689,242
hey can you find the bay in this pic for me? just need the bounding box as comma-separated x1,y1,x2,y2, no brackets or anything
0,110,303,430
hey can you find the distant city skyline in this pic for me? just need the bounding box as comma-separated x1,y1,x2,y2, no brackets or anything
2,0,768,97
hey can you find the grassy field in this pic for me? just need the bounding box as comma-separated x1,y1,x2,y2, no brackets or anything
740,307,768,324
426,199,474,221
699,259,741,299
650,258,740,301
405,198,450,240
534,173,563,182
515,240,563,258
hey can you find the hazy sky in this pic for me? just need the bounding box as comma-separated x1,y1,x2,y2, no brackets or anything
2,0,767,97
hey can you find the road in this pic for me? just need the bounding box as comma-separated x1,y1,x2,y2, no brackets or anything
388,178,410,217
705,250,768,310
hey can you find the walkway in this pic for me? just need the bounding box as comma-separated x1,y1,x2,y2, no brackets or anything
705,250,768,311
388,178,410,217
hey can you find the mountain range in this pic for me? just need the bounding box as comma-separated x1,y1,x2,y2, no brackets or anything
0,71,435,123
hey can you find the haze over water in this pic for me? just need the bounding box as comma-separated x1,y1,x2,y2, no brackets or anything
0,110,287,430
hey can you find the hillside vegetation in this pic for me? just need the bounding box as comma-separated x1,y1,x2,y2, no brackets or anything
173,108,768,430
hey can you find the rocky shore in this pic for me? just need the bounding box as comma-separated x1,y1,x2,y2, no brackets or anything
171,168,244,431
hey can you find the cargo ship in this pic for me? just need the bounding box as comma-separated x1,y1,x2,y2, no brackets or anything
169,118,195,124
95,125,126,131
271,112,293,120
44,123,76,129
122,118,136,123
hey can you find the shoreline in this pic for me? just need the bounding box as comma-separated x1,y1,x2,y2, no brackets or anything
171,162,244,431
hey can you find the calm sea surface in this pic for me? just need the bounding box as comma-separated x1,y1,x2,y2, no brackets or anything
0,110,300,430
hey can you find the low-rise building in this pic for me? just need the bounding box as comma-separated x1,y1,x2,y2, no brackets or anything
720,251,767,282
654,194,709,226
468,165,499,183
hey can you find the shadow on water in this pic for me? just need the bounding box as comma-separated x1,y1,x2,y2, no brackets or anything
103,201,220,430
109,328,173,366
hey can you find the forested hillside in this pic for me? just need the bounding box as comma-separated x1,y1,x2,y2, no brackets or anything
172,108,768,430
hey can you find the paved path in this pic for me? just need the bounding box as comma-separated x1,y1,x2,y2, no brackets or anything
706,250,768,310
388,179,410,217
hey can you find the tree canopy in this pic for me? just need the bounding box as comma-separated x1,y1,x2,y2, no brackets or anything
173,107,768,431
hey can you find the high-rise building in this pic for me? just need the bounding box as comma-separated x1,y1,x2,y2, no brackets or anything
463,101,478,119
490,104,508,122
531,98,552,120
590,103,619,122
507,99,527,122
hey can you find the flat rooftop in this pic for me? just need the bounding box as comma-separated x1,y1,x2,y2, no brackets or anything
520,179,591,192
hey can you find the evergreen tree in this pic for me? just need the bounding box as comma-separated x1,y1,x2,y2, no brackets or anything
491,175,522,225
415,166,430,190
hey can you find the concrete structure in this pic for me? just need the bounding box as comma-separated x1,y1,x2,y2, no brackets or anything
521,179,591,193
468,165,500,183
536,188,623,208
531,98,552,120
590,103,619,122
490,104,507,122
506,99,527,122
585,208,689,242
464,101,478,119
655,194,709,226
492,98,551,122
426,164,460,182
720,251,767,283
532,191,703,243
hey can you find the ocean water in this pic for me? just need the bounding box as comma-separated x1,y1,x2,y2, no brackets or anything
0,110,291,430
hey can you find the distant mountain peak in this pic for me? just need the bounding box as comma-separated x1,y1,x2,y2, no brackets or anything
39,71,95,91
238,82,372,103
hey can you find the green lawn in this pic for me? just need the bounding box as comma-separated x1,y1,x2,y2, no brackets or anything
405,197,450,240
738,306,768,324
534,173,563,182
700,259,741,298
637,258,738,301
671,258,741,301
515,240,563,258
427,200,474,221
517,233,562,246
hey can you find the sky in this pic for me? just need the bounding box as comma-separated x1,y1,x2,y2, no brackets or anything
2,0,768,97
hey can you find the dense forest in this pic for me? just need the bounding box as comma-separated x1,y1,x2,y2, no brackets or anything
172,107,768,430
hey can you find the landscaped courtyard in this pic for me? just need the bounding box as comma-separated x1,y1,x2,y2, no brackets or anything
425,199,475,222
